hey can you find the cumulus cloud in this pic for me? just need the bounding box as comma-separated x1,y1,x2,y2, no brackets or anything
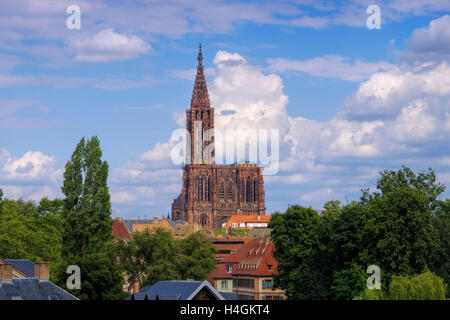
70,29,151,63
0,149,62,201
401,15,450,64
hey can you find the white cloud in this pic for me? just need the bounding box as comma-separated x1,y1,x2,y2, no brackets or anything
70,29,151,63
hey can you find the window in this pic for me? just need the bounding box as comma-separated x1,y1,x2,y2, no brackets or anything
227,185,233,200
219,185,225,199
262,279,272,289
48,295,60,300
227,265,233,273
267,265,272,271
12,296,23,300
262,296,273,300
221,281,228,289
232,223,238,227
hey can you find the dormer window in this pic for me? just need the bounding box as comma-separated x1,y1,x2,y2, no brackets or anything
227,265,233,273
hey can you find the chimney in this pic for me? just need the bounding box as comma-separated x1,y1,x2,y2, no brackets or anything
34,262,50,281
153,217,158,223
0,262,13,281
133,281,140,293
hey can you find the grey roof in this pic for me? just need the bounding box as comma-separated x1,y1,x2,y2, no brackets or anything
0,278,78,300
126,280,224,300
4,259,34,277
219,292,238,300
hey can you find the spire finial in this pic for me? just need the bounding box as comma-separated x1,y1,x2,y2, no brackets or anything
197,42,203,65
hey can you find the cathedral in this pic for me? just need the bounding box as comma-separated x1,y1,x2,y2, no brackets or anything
171,45,266,230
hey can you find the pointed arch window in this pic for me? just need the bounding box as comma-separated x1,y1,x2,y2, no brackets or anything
227,185,233,201
219,184,225,199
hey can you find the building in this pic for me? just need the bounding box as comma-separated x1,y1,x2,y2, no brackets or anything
171,45,266,230
126,280,233,300
0,260,78,300
209,238,286,300
121,216,202,239
223,214,271,229
213,238,250,262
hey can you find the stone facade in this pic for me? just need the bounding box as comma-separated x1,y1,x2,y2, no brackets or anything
171,45,266,230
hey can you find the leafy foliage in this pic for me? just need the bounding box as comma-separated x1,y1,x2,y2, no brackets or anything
0,197,63,280
116,228,216,290
389,270,447,300
57,136,122,299
270,167,448,300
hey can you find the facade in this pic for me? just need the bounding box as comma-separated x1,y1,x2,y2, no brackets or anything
172,45,266,230
122,217,202,239
209,238,286,300
223,214,271,229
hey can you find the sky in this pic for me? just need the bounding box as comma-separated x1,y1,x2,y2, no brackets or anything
1,0,450,219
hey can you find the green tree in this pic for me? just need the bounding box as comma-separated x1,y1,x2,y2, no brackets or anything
353,288,386,300
177,231,216,280
116,228,217,291
61,136,113,257
364,166,446,211
320,202,368,299
269,205,326,299
364,187,439,286
57,136,123,299
430,199,450,296
389,270,446,300
116,228,180,289
0,198,63,280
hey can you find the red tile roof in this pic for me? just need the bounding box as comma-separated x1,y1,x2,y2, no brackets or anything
112,219,131,241
223,215,271,228
220,238,278,276
209,263,233,281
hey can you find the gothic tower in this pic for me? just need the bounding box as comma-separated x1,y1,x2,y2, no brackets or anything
186,44,215,165
172,45,266,230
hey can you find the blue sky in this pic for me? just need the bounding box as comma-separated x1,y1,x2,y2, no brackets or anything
1,0,450,219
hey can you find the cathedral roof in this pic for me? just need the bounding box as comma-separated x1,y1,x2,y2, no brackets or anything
190,43,211,109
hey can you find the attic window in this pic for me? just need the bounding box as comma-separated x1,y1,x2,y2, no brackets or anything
268,265,272,271
227,265,232,273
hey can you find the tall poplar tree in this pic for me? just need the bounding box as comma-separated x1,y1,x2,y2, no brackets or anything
61,136,113,257
58,136,124,300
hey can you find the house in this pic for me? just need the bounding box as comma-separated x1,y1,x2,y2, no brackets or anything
209,237,286,300
0,260,78,300
223,215,272,229
213,238,250,262
126,280,234,300
121,216,203,239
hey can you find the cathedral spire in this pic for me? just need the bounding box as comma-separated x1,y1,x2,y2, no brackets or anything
191,44,210,108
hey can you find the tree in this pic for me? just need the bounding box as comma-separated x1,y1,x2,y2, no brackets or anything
57,136,123,300
363,166,446,211
0,198,63,280
61,136,113,257
319,201,368,299
269,205,326,299
364,187,440,287
177,231,216,280
389,270,447,300
430,199,450,296
116,228,217,291
56,249,126,300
